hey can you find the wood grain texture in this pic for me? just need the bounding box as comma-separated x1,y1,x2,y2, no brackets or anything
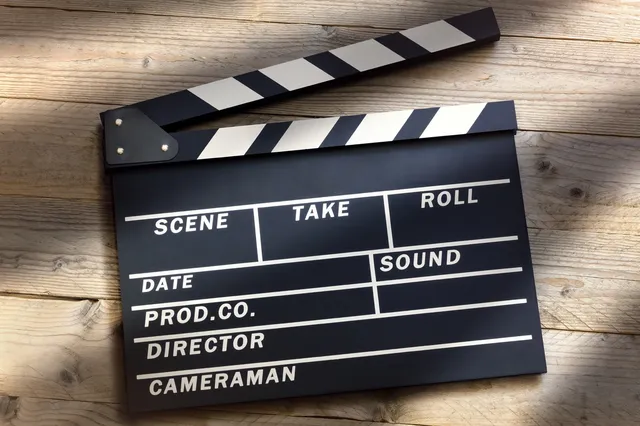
2,197,640,332
0,296,124,403
2,0,640,43
535,267,640,335
2,98,640,334
256,38,640,137
0,196,119,300
2,194,640,334
3,98,640,226
0,100,291,200
1,8,640,137
1,2,640,424
1,295,639,425
0,99,109,201
0,397,411,426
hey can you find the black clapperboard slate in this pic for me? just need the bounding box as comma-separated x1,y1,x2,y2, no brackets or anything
101,8,546,413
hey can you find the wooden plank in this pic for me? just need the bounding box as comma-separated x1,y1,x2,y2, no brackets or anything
0,99,107,201
256,37,640,137
529,229,640,282
519,128,640,234
4,97,640,225
0,196,119,300
3,191,639,284
0,397,408,426
0,7,370,106
535,267,640,334
1,8,640,137
4,97,640,231
0,100,290,200
2,0,639,43
1,295,639,424
0,296,123,403
3,196,640,333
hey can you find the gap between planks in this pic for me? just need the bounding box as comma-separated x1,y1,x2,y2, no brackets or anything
0,4,396,33
0,394,420,426
0,3,635,48
0,290,100,303
0,0,639,44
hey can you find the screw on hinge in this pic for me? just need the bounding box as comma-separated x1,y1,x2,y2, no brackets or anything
116,147,124,155
115,118,123,126
161,144,169,152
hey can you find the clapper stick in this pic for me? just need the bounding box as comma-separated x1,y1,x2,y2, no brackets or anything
101,7,546,413
155,101,517,164
102,8,500,168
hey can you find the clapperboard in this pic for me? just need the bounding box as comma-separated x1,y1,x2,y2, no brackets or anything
101,8,546,412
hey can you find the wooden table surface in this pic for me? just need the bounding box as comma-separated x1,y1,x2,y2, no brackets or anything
1,1,640,425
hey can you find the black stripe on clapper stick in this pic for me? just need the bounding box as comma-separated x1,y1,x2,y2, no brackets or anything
131,90,217,129
445,7,500,41
468,101,517,134
319,115,366,148
305,52,359,79
245,121,292,155
394,108,439,140
234,72,288,98
171,129,217,162
376,33,430,60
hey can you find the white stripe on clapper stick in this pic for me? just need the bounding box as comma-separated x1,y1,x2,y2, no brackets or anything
346,109,414,145
260,58,334,91
330,39,404,72
273,116,340,153
401,20,475,53
197,124,265,159
421,103,487,138
188,77,263,111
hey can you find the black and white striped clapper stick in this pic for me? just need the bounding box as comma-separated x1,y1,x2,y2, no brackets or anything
102,8,500,136
168,100,517,163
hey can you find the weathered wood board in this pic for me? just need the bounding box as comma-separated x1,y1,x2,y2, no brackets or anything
1,0,640,424
1,8,640,136
3,0,640,43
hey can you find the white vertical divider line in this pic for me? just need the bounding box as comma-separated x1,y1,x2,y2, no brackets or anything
369,254,380,314
383,194,394,248
253,207,263,262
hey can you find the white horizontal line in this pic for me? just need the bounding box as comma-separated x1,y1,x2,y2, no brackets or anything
133,298,527,343
376,267,523,287
124,179,510,222
131,264,522,311
136,334,533,380
131,282,374,311
129,235,518,279
385,235,518,254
